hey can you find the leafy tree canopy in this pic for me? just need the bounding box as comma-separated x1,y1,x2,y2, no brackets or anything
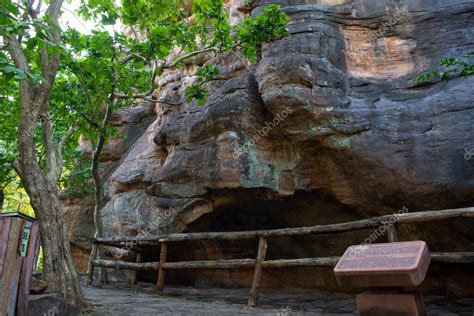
0,0,290,193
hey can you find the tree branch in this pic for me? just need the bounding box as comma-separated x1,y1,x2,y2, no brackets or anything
12,159,23,180
4,35,32,74
168,46,219,69
114,44,232,100
119,53,147,65
229,48,253,73
129,26,140,40
114,60,160,99
52,121,79,183
37,0,64,105
58,122,78,154
26,0,41,19
143,97,180,106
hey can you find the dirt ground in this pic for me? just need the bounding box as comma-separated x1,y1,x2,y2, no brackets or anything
76,277,474,316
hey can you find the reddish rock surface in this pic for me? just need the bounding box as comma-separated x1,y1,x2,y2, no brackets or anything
63,0,474,295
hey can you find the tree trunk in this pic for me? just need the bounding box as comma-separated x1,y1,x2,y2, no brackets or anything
91,157,108,284
5,0,85,308
36,189,85,307
17,164,85,307
14,87,85,308
89,103,113,284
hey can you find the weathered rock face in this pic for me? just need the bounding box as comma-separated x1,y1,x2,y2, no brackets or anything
65,0,474,296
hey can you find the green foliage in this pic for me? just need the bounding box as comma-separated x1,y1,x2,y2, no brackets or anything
0,57,20,191
185,64,220,105
78,0,119,25
0,140,16,188
75,1,289,106
193,0,232,49
2,178,34,215
237,5,290,62
416,51,474,83
0,0,290,205
0,57,29,81
61,159,95,197
0,1,64,85
185,4,289,102
60,28,151,123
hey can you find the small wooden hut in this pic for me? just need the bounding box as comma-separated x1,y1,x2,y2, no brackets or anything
0,212,40,316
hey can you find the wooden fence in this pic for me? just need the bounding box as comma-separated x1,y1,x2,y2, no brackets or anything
87,207,474,307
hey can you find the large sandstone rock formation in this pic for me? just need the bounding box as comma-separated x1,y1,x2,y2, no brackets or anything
64,0,474,296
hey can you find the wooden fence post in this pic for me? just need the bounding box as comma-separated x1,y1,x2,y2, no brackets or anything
156,242,167,294
131,253,142,286
87,243,99,286
247,237,267,307
388,224,398,242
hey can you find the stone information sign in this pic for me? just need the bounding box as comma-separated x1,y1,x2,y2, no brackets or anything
334,241,431,287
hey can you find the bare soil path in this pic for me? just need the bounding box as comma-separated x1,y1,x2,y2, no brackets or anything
77,278,474,315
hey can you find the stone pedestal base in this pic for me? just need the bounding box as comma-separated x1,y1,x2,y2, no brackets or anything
28,293,66,316
356,291,426,316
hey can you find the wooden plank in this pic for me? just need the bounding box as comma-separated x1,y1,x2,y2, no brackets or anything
131,253,142,286
0,218,12,276
95,207,474,244
0,218,24,315
87,243,99,285
7,275,20,315
387,224,398,242
17,222,40,316
156,243,167,295
248,237,267,307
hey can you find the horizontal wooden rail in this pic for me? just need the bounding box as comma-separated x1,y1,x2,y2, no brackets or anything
94,259,158,270
263,257,340,268
94,207,474,245
164,259,257,269
430,252,474,263
93,252,474,272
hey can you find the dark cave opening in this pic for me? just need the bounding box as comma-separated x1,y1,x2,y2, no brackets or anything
139,191,375,290
133,191,474,296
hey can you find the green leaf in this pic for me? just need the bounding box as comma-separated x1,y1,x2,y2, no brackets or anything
1,65,18,74
13,69,27,80
26,38,38,50
416,51,474,83
462,51,474,58
440,58,456,67
47,44,61,55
